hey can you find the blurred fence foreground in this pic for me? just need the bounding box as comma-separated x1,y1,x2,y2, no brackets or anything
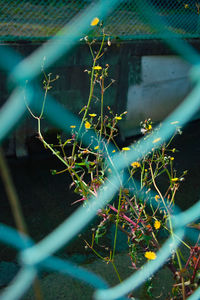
0,1,200,300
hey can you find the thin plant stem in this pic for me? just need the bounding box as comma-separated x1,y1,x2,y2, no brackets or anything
39,80,48,119
112,187,122,261
100,77,104,139
0,147,43,300
149,163,186,300
71,33,106,160
37,118,88,197
84,238,122,283
111,261,122,283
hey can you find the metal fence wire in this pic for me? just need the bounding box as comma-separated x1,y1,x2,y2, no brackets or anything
0,0,200,40
0,0,200,299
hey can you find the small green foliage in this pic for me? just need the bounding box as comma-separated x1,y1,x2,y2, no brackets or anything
95,225,107,244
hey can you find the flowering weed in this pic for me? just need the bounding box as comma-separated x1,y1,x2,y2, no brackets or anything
26,20,200,300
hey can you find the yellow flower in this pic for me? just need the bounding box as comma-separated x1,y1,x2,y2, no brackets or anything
155,195,160,201
185,4,189,9
112,150,116,153
170,157,174,161
122,147,130,151
89,113,97,117
85,121,91,129
94,146,99,150
153,137,161,144
93,65,102,70
70,125,76,128
91,17,99,26
171,177,179,182
131,162,140,168
115,116,122,120
148,124,152,130
145,251,157,260
154,220,161,230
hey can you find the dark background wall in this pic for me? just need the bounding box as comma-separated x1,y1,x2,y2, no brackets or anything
1,39,200,156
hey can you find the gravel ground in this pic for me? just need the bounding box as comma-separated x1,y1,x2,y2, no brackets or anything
22,253,174,300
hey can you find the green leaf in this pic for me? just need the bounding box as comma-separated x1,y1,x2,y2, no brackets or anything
95,225,107,244
63,139,72,147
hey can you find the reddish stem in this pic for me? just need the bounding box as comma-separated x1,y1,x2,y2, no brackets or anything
191,254,200,283
109,204,139,228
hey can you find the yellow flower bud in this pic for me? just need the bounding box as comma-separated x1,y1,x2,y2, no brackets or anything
91,17,99,26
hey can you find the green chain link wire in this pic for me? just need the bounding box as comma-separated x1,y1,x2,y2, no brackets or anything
0,0,200,40
0,1,200,299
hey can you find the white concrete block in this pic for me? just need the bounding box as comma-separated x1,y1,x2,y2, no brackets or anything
141,56,191,84
124,56,193,136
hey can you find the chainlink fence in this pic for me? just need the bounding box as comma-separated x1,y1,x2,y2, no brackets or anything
0,0,200,40
0,0,200,299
